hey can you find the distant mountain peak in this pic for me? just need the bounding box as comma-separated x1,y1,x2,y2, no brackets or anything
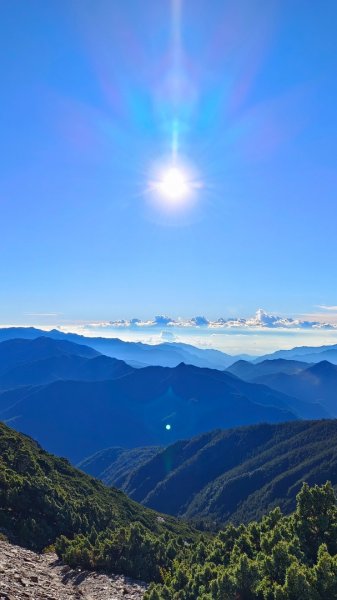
307,360,337,374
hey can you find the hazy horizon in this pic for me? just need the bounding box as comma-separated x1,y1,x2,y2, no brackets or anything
2,306,337,355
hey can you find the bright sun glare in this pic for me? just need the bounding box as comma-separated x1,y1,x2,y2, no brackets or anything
156,166,190,201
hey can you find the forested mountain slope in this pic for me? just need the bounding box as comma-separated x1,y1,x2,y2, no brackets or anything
78,445,161,487
0,421,193,552
0,420,204,584
82,420,337,527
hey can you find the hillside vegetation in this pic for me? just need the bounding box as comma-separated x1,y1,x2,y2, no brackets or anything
0,422,195,581
144,482,337,599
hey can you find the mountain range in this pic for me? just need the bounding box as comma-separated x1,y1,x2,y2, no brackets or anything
0,327,240,369
2,326,337,366
0,355,299,462
0,333,335,462
3,328,337,597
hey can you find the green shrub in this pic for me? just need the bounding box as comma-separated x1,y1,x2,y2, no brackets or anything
144,482,337,599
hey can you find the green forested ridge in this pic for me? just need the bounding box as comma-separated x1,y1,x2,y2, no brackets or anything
144,482,337,599
77,445,161,488
100,420,337,527
0,422,194,562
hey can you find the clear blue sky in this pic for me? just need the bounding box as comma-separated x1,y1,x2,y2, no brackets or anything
1,0,337,339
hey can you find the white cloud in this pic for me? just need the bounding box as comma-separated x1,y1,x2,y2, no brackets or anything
318,305,337,311
81,309,337,332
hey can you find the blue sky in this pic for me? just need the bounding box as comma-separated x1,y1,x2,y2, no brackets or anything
1,0,337,351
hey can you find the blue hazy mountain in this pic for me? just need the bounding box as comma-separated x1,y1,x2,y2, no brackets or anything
227,358,337,417
0,337,133,389
0,327,248,369
3,327,337,368
251,360,337,417
256,343,337,364
0,336,99,366
0,362,299,462
226,358,310,381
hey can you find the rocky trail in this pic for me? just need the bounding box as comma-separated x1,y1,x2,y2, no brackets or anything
0,540,146,600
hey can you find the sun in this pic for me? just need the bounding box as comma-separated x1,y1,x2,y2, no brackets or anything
156,166,190,202
148,160,202,213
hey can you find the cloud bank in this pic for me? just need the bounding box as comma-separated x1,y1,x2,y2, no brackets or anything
86,309,337,331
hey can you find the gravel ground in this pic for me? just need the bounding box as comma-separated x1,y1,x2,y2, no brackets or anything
0,540,146,600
